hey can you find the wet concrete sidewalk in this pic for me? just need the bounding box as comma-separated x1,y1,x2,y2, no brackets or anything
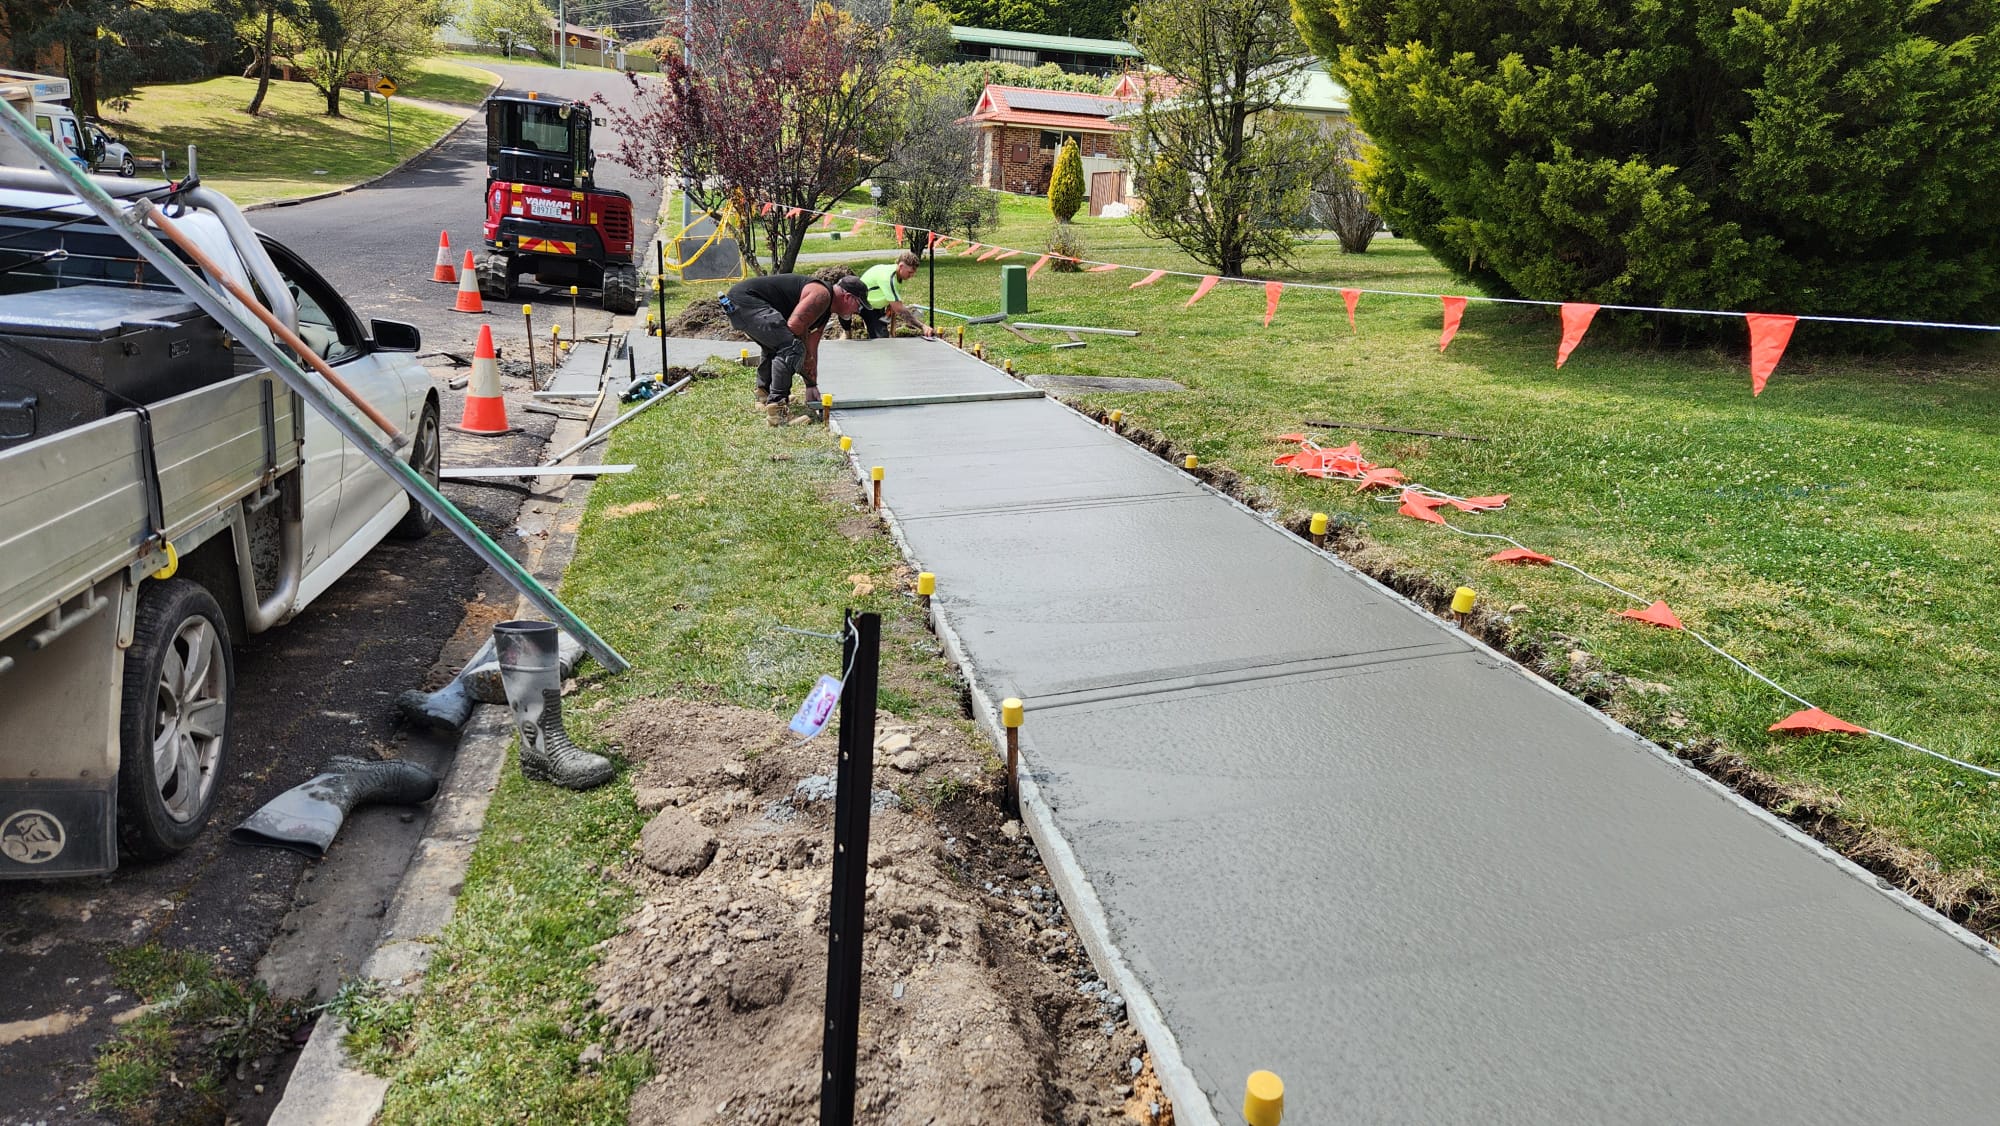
780,337,2000,1125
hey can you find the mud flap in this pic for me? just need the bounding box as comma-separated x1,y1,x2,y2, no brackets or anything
0,780,117,877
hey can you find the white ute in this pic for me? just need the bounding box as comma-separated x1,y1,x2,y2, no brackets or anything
0,107,440,875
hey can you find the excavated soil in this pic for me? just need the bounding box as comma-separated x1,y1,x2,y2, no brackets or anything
663,298,750,341
590,696,1170,1125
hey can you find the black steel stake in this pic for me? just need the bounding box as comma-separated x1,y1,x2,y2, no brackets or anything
820,610,879,1126
927,235,935,334
655,239,669,379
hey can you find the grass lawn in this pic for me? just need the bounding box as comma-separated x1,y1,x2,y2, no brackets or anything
395,54,502,105
677,216,2000,905
440,46,617,73
105,71,477,207
351,367,960,1121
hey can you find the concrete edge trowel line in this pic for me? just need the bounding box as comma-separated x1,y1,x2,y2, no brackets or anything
0,98,630,673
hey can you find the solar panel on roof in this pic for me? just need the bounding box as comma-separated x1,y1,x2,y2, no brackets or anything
1000,89,1118,116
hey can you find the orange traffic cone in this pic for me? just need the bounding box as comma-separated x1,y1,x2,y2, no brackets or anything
432,231,457,283
453,324,513,435
452,251,484,314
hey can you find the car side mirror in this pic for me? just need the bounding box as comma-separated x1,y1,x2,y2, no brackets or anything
370,318,421,353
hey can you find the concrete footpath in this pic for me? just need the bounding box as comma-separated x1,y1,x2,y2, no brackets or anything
779,336,2000,1124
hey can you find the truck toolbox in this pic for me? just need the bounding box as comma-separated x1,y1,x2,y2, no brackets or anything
0,284,234,449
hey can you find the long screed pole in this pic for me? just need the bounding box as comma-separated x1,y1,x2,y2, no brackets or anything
655,238,668,377
0,100,631,673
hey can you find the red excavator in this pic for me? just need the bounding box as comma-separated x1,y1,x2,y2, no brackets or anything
478,91,640,314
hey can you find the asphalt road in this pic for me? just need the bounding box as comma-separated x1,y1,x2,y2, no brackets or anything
0,64,654,1126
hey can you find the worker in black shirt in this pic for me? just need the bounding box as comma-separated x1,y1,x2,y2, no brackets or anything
720,273,869,425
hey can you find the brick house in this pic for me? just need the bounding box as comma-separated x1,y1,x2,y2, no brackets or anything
960,85,1133,215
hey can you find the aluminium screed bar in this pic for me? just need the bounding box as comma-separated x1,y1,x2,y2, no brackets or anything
0,100,630,673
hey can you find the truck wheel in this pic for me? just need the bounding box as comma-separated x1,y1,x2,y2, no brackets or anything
390,401,441,540
602,265,640,315
117,579,233,861
119,154,135,177
477,254,515,301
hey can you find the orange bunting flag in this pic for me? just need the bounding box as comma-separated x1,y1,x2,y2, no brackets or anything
977,247,1002,262
1263,280,1283,327
1186,275,1220,308
1556,303,1599,368
1131,269,1167,289
1489,548,1554,565
759,202,774,217
1397,490,1449,525
1088,263,1120,273
1355,466,1406,491
1341,288,1360,332
1446,494,1511,512
820,212,837,229
926,231,940,248
1745,313,1798,396
851,218,866,234
1618,600,1685,630
1769,708,1868,735
1027,254,1052,279
960,242,983,257
785,207,802,220
1439,296,1467,352
894,224,905,243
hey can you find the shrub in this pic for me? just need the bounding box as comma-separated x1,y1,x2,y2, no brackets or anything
1045,222,1085,272
1048,137,1084,223
1295,0,2000,328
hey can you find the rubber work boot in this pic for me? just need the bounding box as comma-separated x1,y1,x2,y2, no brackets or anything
230,756,440,858
395,637,495,733
495,620,614,790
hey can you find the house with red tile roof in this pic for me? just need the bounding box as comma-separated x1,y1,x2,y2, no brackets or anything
960,85,1134,213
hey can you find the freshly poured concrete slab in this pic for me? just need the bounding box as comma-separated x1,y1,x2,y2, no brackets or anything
1024,660,2000,1122
817,337,1021,400
824,325,2000,1124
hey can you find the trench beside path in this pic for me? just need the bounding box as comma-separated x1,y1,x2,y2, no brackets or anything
665,335,2000,1123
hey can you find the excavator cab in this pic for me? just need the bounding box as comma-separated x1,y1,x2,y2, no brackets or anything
478,93,639,314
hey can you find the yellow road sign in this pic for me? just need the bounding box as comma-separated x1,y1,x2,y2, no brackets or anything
375,76,397,97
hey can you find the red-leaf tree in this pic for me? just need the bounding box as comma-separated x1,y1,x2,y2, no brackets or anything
602,1,912,274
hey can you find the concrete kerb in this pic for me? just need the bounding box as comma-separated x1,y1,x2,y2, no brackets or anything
243,87,495,214
829,340,2000,1122
268,341,622,1126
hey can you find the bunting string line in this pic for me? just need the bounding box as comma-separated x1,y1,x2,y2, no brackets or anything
748,200,2000,335
734,205,1994,777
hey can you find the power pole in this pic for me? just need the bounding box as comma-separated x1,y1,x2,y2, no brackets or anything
557,0,567,68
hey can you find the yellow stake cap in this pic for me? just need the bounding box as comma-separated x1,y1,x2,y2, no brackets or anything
521,304,534,316
870,466,884,482
740,348,750,360
1451,586,1477,614
552,324,561,336
1184,455,1199,470
1309,512,1329,536
839,435,852,451
1109,409,1123,423
1243,1070,1284,1126
1001,698,1024,728
822,392,833,408
570,285,579,295
916,572,935,597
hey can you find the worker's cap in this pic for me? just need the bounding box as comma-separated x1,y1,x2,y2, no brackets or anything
836,275,871,308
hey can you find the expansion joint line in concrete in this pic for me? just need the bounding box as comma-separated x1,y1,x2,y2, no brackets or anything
1023,641,1470,716
894,490,1197,524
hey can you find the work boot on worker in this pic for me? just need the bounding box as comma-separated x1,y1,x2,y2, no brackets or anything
495,620,614,790
765,401,804,427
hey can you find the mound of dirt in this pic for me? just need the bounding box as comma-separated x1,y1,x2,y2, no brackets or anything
663,298,749,341
592,696,1169,1125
